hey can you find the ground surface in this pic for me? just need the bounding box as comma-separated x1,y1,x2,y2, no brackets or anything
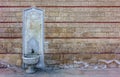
0,67,120,77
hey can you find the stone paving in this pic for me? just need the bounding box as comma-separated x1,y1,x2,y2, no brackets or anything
0,66,120,77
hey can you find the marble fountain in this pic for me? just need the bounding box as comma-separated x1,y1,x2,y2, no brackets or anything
22,7,45,73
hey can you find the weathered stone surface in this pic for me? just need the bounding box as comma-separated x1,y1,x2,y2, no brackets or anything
44,53,120,69
0,54,21,66
46,39,120,53
0,39,22,53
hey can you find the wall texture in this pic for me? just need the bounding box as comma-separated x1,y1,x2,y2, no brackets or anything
0,0,120,68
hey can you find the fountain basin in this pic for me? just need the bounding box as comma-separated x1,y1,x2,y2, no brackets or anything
22,54,40,65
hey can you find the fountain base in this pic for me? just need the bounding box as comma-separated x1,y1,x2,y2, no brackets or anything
26,64,36,74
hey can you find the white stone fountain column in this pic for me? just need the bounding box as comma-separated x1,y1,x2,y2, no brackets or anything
22,7,45,69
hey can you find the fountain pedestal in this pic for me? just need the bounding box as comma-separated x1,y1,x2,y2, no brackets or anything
26,64,36,73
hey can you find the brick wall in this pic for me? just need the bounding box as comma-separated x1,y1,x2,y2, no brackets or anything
0,0,120,68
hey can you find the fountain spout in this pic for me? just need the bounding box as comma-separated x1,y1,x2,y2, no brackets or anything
31,49,34,54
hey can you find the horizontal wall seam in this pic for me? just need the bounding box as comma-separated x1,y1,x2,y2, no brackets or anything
0,37,120,39
46,37,120,39
0,52,119,54
1,21,120,23
45,22,120,23
0,6,120,8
